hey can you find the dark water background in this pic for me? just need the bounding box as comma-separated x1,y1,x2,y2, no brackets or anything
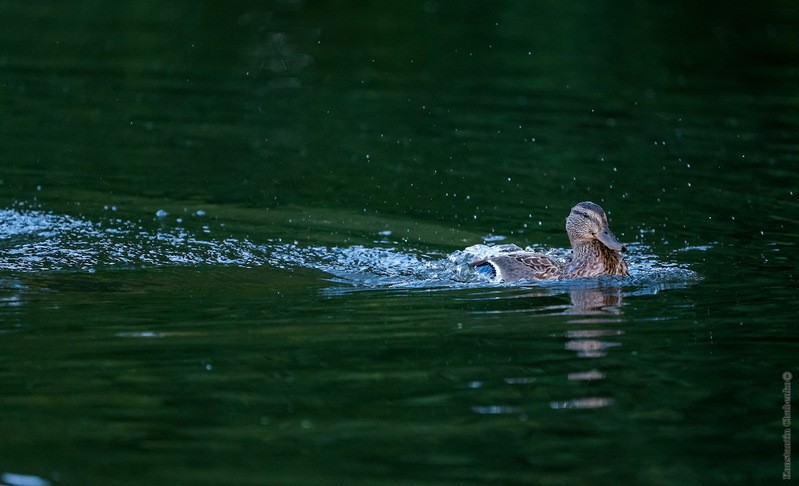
1,1,797,484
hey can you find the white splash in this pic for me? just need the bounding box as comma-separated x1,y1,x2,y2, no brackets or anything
0,208,700,292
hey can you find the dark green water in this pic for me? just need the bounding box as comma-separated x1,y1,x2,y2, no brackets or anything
1,1,798,484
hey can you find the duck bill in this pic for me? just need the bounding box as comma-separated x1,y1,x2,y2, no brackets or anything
596,226,626,252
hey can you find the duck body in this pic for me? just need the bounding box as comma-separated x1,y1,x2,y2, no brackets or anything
473,201,629,282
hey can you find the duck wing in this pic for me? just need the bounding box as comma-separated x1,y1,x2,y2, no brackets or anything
474,252,563,282
512,253,562,280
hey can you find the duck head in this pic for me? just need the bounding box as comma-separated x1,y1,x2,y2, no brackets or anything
565,201,627,252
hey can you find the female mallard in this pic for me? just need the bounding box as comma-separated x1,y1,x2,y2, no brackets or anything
474,201,629,282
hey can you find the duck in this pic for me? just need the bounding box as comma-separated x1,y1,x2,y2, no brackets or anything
473,201,629,282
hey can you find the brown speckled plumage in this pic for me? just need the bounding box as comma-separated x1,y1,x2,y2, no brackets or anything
474,201,629,282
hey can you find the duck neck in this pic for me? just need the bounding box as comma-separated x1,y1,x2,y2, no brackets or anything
567,239,625,276
571,238,596,260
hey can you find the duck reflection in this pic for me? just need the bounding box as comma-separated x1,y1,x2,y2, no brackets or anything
565,284,624,314
559,285,622,409
560,285,625,359
512,282,624,315
564,329,623,358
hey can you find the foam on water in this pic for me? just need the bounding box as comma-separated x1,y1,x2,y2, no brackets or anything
0,209,700,292
0,208,265,272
